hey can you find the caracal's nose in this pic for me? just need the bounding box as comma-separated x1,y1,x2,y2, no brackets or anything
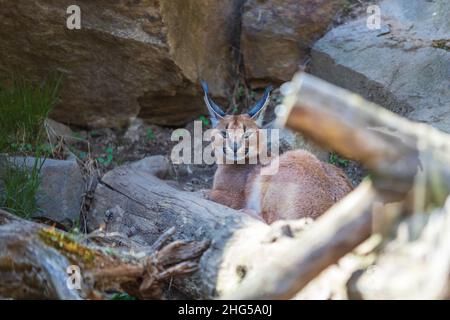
233,142,239,153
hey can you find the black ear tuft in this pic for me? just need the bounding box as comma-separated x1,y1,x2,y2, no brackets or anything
247,85,273,118
200,80,226,125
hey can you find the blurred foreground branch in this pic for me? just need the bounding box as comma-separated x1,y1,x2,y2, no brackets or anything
276,72,450,201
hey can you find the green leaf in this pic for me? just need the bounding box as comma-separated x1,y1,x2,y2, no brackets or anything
110,293,136,300
328,152,349,168
199,115,210,126
147,128,155,140
89,130,100,137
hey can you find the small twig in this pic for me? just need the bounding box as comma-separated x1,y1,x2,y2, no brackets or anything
150,226,176,252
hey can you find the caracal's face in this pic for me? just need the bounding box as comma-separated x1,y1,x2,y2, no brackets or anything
212,115,260,163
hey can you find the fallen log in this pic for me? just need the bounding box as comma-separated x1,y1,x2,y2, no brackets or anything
0,209,208,299
347,195,450,300
88,157,269,299
88,157,382,299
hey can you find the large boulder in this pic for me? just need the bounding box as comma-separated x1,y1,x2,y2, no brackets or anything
311,0,450,132
241,0,345,87
0,0,243,127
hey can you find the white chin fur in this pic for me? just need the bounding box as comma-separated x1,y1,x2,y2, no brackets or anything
226,154,246,162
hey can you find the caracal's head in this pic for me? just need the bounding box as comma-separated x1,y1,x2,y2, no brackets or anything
200,81,272,163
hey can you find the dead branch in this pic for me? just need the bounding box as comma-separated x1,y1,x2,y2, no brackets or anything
276,72,450,199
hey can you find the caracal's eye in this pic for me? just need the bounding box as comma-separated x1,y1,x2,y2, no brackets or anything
243,130,255,139
220,130,227,138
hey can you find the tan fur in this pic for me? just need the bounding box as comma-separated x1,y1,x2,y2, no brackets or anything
209,115,353,224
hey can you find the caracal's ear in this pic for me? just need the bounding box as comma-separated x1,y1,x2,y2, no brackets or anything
200,80,226,127
247,85,273,126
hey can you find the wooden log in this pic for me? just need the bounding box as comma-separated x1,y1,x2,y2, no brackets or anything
0,209,208,300
88,157,270,299
88,157,382,299
224,180,380,299
347,196,450,299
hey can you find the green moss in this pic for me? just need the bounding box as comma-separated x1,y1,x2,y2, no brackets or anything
328,152,350,168
38,228,96,265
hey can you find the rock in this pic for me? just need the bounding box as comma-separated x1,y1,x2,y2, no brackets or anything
241,0,345,87
45,118,75,145
0,156,85,224
265,125,329,161
128,155,171,180
311,0,450,133
0,0,243,127
123,118,145,144
277,128,329,161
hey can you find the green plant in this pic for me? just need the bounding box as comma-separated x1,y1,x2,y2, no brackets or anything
146,128,155,140
0,75,61,155
0,75,61,218
199,115,210,126
0,157,44,219
236,85,245,100
328,152,349,168
342,2,353,15
67,145,87,160
110,292,136,300
97,146,114,166
89,130,101,138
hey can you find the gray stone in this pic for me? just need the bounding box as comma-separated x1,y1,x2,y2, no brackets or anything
1,156,85,223
311,0,450,132
128,155,171,179
45,118,76,145
277,128,329,161
241,0,345,87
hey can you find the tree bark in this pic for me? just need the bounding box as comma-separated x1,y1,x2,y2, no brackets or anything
0,209,208,300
